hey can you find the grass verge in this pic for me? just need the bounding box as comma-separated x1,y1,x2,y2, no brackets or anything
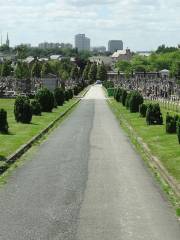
108,98,180,216
0,98,77,158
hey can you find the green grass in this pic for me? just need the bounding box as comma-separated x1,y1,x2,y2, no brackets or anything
108,99,180,182
0,98,77,158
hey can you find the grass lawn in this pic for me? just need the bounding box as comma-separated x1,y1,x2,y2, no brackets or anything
0,98,77,159
108,99,180,182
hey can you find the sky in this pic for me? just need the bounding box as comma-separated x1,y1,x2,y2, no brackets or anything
0,0,179,51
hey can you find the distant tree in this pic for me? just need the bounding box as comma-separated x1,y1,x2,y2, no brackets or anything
82,62,91,80
70,65,79,81
88,63,97,83
1,61,12,77
41,62,52,77
14,62,30,79
97,63,107,81
31,61,42,78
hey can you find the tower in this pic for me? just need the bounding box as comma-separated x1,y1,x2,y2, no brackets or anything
6,33,9,47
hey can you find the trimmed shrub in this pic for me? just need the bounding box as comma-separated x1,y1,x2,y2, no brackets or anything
68,89,73,99
129,91,144,113
103,81,114,89
36,88,54,112
73,86,79,96
31,100,41,116
65,90,70,101
139,104,148,118
0,109,8,133
121,89,127,106
114,88,122,102
125,93,131,109
54,88,65,106
146,103,163,125
166,113,179,133
107,88,116,97
177,118,180,144
14,96,32,124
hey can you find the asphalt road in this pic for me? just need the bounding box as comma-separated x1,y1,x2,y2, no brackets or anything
0,85,179,240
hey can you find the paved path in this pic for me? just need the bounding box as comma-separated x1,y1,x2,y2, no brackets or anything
0,85,179,240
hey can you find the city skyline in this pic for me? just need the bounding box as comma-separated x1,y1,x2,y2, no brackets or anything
0,0,179,51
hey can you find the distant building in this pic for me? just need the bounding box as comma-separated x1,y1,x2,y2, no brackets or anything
92,46,106,53
108,40,123,52
136,51,152,57
75,34,90,51
38,42,60,49
89,56,113,66
6,33,10,47
60,43,73,49
111,48,133,62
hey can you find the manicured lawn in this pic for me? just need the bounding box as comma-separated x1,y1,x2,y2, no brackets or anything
0,98,77,158
109,99,180,182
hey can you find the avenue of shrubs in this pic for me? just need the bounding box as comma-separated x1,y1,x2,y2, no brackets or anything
104,82,180,144
0,83,86,134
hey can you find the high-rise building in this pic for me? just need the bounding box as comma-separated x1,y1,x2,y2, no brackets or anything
75,34,90,51
108,40,123,53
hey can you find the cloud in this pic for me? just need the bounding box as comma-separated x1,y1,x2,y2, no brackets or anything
0,0,179,50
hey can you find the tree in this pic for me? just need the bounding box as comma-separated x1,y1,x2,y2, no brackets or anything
82,62,91,80
14,96,32,123
31,61,42,78
41,62,52,77
97,63,107,81
54,88,65,106
0,109,8,133
14,62,31,79
70,65,79,82
129,91,144,113
88,63,97,83
116,61,132,73
1,61,12,77
36,88,54,112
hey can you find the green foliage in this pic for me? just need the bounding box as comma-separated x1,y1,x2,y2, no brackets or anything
36,88,54,112
67,89,73,99
107,88,116,97
15,62,31,79
73,86,79,96
156,44,178,54
88,63,97,83
54,88,65,106
97,63,107,81
1,61,12,77
31,61,42,78
14,96,32,123
139,104,148,117
114,88,122,102
31,100,41,116
41,62,52,77
166,113,179,134
177,118,180,144
146,104,163,125
82,63,91,80
103,81,114,89
129,91,144,113
70,65,79,81
64,89,73,101
0,109,8,133
116,61,132,73
125,93,131,109
121,89,127,106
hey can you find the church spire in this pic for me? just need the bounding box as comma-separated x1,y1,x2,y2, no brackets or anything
6,33,10,47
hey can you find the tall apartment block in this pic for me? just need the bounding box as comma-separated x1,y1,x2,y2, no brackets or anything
108,40,123,52
75,34,90,51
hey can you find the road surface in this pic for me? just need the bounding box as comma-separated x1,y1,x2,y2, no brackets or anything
0,85,179,240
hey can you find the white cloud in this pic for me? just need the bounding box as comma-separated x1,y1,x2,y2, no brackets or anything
0,0,179,50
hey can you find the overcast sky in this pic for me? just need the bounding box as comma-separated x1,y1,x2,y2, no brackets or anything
0,0,179,50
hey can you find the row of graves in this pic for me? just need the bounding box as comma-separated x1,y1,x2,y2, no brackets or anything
107,70,180,101
0,74,83,98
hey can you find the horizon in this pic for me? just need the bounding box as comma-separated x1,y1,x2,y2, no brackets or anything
0,0,179,51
